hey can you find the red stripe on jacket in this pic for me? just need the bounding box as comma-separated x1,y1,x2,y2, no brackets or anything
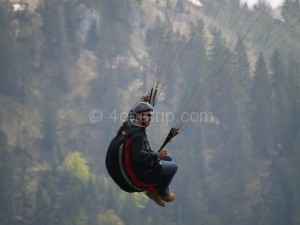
123,137,157,190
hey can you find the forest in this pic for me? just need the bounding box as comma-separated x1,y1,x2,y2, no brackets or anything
0,0,300,224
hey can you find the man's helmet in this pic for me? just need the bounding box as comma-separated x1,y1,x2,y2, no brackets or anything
132,102,154,114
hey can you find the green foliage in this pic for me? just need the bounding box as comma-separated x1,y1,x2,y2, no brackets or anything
97,210,124,225
1,1,300,225
63,152,90,182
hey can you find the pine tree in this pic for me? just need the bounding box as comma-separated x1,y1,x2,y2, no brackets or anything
270,50,289,155
0,3,18,96
265,158,294,225
290,132,300,225
211,51,257,222
235,36,251,99
40,0,61,60
0,130,15,225
249,52,273,157
206,27,232,126
180,19,206,79
282,0,300,20
41,102,64,167
96,0,131,61
85,20,99,52
285,60,300,152
146,15,169,75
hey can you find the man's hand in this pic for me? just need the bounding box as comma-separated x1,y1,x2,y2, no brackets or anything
140,93,150,102
158,149,169,159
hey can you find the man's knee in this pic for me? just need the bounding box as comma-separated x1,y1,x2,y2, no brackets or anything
171,162,178,174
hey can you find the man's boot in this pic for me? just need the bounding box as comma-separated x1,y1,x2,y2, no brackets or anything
162,192,175,202
145,189,166,207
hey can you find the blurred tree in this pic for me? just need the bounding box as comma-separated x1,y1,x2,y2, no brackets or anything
0,130,15,225
63,151,90,182
286,60,300,149
1,1,300,225
270,50,290,154
96,0,131,61
39,0,61,60
0,3,18,96
282,0,300,20
41,103,64,167
177,19,207,104
64,0,80,57
39,0,70,93
146,15,164,55
207,27,233,132
265,159,294,225
210,66,256,225
180,20,206,74
290,132,300,225
96,209,124,225
249,52,273,158
85,20,99,52
234,36,251,98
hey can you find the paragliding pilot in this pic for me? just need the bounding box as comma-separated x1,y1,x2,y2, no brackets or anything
106,93,178,207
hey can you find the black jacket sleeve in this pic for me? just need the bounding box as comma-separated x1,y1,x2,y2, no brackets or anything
131,133,159,164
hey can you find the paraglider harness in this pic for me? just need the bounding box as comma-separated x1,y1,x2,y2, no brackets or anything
105,121,163,193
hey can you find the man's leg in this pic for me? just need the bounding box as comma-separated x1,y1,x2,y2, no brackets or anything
158,161,178,196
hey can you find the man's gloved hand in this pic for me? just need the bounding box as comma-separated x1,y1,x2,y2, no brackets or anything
158,149,169,160
140,93,150,102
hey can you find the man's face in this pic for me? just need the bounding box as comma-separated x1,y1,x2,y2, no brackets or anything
138,111,153,127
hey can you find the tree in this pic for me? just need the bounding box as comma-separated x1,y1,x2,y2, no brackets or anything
96,0,132,61
206,27,234,131
285,59,300,153
179,19,206,81
235,36,251,99
97,210,124,225
41,103,63,167
0,3,18,96
249,52,273,158
290,132,300,225
0,130,15,225
264,159,294,225
85,20,100,52
63,151,90,183
282,0,300,20
39,0,61,60
63,0,80,57
270,50,290,154
39,0,70,94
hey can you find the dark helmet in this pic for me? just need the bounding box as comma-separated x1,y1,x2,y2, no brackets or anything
132,102,154,114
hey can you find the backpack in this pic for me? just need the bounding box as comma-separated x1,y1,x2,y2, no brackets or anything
105,122,161,193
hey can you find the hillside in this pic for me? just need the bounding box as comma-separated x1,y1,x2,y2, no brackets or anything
1,0,300,225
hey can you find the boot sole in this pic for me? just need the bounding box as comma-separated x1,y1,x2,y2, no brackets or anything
145,193,166,207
